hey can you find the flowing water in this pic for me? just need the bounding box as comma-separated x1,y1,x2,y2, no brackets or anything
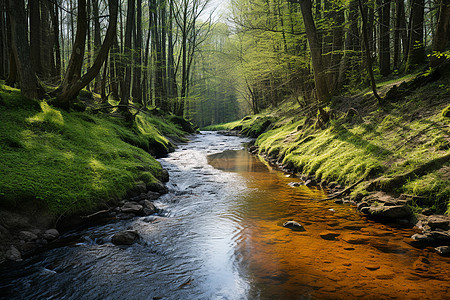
1,132,449,299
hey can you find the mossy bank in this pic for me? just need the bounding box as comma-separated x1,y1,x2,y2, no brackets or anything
206,70,450,215
0,83,195,249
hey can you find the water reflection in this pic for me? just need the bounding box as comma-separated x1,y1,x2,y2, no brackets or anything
208,148,450,300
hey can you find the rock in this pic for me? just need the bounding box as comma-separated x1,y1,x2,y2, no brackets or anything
320,231,340,241
142,200,157,214
160,169,170,183
111,230,139,245
5,246,22,261
121,202,143,214
147,181,168,194
283,221,306,231
19,231,38,241
426,215,449,230
43,229,60,241
435,246,450,256
127,181,148,197
411,233,435,243
365,265,380,271
429,231,450,242
363,205,412,220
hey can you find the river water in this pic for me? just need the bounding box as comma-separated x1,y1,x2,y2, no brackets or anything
1,132,449,299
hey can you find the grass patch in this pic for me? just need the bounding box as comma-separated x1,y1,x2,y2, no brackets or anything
0,83,187,216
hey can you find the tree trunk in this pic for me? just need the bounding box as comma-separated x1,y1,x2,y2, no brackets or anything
40,0,54,79
379,0,391,76
55,0,119,107
7,0,42,98
297,0,330,103
132,0,142,103
430,0,450,66
29,0,42,77
358,0,383,103
407,0,426,70
49,0,62,80
119,0,135,112
92,0,102,92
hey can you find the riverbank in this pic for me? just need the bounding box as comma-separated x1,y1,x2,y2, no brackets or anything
205,70,450,254
0,83,195,262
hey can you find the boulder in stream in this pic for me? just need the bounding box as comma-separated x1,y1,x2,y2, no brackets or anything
283,221,306,231
111,230,139,245
121,202,143,214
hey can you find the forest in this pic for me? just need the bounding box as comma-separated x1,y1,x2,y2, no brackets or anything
1,0,449,127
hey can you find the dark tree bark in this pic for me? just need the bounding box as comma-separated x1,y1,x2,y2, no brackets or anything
40,0,54,79
7,0,43,98
407,0,426,70
294,0,330,103
393,0,405,69
92,0,102,91
54,0,119,108
430,0,450,66
132,0,142,103
378,0,391,76
167,0,177,101
119,0,135,112
358,0,382,103
29,0,42,76
49,0,62,79
0,0,8,79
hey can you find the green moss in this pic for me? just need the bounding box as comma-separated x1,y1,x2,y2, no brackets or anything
0,84,188,216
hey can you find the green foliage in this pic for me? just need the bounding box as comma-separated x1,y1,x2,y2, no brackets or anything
0,84,186,215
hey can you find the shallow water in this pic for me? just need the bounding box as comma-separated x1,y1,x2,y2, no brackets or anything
1,132,449,299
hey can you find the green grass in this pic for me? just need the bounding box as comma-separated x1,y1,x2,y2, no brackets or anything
0,84,186,216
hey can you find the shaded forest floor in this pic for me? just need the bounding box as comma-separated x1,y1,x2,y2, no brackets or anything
205,69,450,214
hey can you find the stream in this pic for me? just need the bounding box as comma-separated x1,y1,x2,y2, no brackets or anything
0,131,449,299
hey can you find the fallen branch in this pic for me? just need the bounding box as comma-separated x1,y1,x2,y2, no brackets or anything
81,209,112,219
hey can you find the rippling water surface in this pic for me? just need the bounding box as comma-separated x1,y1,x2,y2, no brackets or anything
1,132,449,299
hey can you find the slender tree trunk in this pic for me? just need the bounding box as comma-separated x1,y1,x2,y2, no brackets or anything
430,0,450,66
119,0,135,112
92,0,102,91
379,0,391,76
297,0,330,103
132,0,142,103
407,0,426,70
0,0,8,79
40,0,54,79
29,0,42,77
7,0,42,98
358,0,383,103
49,0,61,80
55,0,119,107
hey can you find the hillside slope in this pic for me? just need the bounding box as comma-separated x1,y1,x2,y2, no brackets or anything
208,70,450,214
